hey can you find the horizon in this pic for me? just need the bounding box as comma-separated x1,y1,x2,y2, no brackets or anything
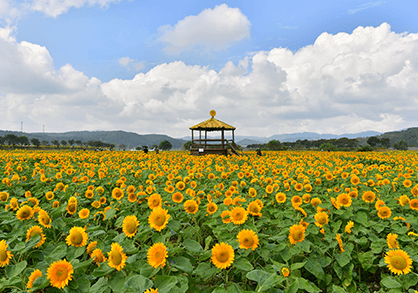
1,1,418,137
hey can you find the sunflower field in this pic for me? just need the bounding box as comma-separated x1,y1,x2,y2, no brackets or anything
1,149,418,293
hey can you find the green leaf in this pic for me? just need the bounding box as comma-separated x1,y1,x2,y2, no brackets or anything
90,277,109,293
291,262,306,270
401,273,418,289
335,251,351,267
45,242,67,262
73,258,94,270
194,263,218,280
298,277,322,293
183,239,203,253
170,256,193,274
67,246,86,261
332,285,347,293
358,251,376,270
233,257,254,271
92,263,114,278
109,271,126,293
305,256,325,280
355,212,368,227
122,275,153,293
246,269,284,292
286,278,299,293
154,275,178,293
77,276,91,293
5,260,27,279
381,276,402,289
22,234,41,253
226,283,244,293
31,275,49,292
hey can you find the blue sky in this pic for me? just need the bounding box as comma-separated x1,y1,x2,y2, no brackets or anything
1,0,418,137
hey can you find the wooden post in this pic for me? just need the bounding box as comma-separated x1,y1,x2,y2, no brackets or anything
222,129,224,150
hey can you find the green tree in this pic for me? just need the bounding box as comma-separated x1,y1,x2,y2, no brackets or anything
319,142,336,151
380,138,391,148
394,140,408,150
183,141,192,150
61,140,68,147
51,140,60,147
266,140,282,150
160,140,172,150
31,138,41,148
42,140,49,146
68,139,75,147
4,134,18,146
367,136,380,147
0,136,5,145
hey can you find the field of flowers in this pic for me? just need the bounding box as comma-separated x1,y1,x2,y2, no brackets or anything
1,149,418,293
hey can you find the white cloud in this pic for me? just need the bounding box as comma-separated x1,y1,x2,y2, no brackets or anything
158,4,251,54
2,22,418,138
118,57,145,71
348,1,386,15
31,0,122,18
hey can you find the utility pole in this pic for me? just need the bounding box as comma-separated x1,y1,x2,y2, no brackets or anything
21,122,23,132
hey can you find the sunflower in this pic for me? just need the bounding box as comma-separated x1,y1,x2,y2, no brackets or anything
237,229,259,250
52,201,60,208
345,221,354,234
184,200,199,214
274,192,286,203
148,207,170,231
144,288,158,293
27,269,42,290
26,225,46,248
398,195,410,206
310,197,321,207
148,193,162,209
248,188,257,197
385,249,412,275
207,202,218,215
16,205,33,221
403,179,412,188
37,210,52,228
66,227,88,247
336,234,344,252
294,183,303,192
281,267,290,277
66,203,77,215
172,192,184,203
122,215,139,238
91,248,107,265
375,199,385,210
230,207,248,225
79,208,90,219
176,181,186,191
86,241,97,255
337,193,352,207
0,192,9,202
211,242,234,269
302,193,310,203
409,199,418,210
387,233,399,249
221,210,231,223
288,224,305,245
291,196,302,206
223,197,232,206
350,175,360,185
314,212,329,228
378,206,392,219
247,201,262,217
47,259,74,289
0,240,13,267
362,191,376,203
107,242,127,271
147,243,168,269
265,185,274,194
112,187,124,200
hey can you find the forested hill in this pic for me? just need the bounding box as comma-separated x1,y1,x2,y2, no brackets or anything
0,130,187,150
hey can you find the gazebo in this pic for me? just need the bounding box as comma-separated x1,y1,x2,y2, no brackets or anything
189,110,238,156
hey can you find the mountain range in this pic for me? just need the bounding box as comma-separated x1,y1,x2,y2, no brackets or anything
1,128,417,149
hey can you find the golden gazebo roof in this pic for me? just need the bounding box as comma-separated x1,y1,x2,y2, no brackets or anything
189,110,236,130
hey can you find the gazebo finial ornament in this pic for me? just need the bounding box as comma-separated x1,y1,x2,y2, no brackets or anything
210,110,216,118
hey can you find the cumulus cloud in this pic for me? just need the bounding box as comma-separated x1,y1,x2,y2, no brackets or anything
2,22,418,138
158,4,251,54
31,0,122,18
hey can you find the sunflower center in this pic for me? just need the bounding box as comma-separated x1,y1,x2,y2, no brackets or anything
55,268,69,281
187,205,196,213
20,209,30,218
234,212,243,220
389,239,398,248
110,250,122,265
208,206,216,212
250,205,259,213
0,250,7,261
243,236,254,247
216,250,229,263
154,215,166,226
390,255,407,270
340,197,348,204
125,222,136,234
68,204,76,213
71,232,83,245
317,215,326,224
30,230,41,238
293,229,303,241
